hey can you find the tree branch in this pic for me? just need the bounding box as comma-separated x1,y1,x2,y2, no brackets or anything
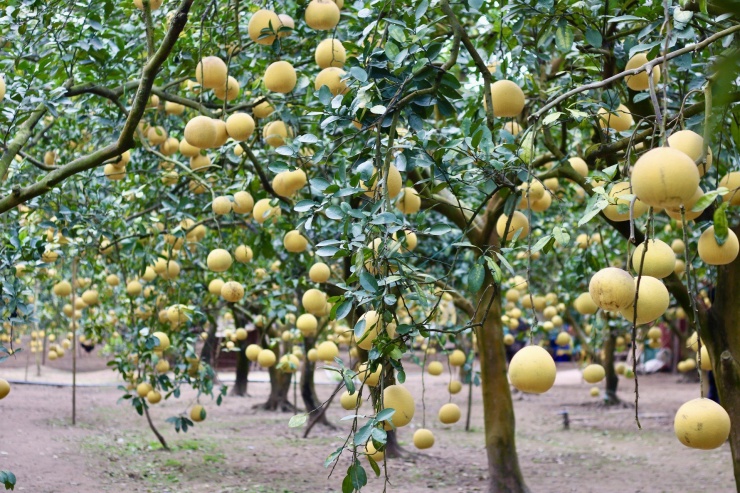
531,24,740,121
0,0,195,214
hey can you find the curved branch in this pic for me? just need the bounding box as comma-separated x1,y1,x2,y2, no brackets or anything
0,0,195,215
531,24,740,121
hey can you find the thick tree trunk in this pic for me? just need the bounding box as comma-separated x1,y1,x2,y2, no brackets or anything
704,230,740,491
301,336,332,427
475,273,530,493
603,330,620,405
256,364,296,412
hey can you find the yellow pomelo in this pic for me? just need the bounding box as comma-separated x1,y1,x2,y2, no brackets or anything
246,344,262,361
296,314,318,336
317,340,339,361
496,211,529,241
226,113,255,141
315,38,346,68
668,130,712,176
53,281,72,297
195,56,228,90
603,181,648,222
264,61,297,93
106,274,120,286
248,9,281,45
382,384,415,428
508,345,556,394
582,363,605,383
257,349,277,367
573,292,598,315
190,405,206,422
618,276,669,325
127,280,143,296
211,196,232,215
277,14,294,37
427,361,444,376
253,99,275,119
213,75,240,101
503,121,521,135
665,186,704,222
555,331,571,346
146,390,162,404
355,310,381,350
305,0,341,30
698,346,712,371
624,53,660,91
184,116,217,149
284,230,308,253
588,267,635,311
165,101,185,115
207,248,233,272
340,390,360,410
315,67,348,96
365,441,384,462
397,187,421,214
234,245,253,263
486,80,525,117
413,429,435,449
438,403,461,424
597,104,633,131
672,239,686,255
674,398,730,450
134,0,163,10
147,125,167,145
357,362,382,387
309,262,331,283
263,120,292,147
220,281,244,302
631,239,676,278
448,349,466,367
232,191,254,214
302,289,327,315
568,157,589,177
632,147,700,209
698,226,739,265
136,382,152,398
252,198,281,224
719,172,740,205
0,378,10,399
179,139,200,157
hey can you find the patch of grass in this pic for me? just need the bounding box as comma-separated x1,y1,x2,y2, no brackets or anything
203,452,225,464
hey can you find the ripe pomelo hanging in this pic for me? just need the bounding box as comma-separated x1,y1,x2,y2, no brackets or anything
618,276,669,325
496,211,529,241
207,249,232,272
438,403,461,424
413,429,435,449
597,104,633,131
382,384,415,429
305,0,341,30
582,364,605,383
226,113,255,141
624,53,660,91
630,239,676,278
248,9,281,45
264,61,297,93
508,345,556,394
315,38,346,68
309,262,331,283
674,398,730,450
184,116,217,149
486,80,525,117
698,226,739,265
588,267,635,311
631,147,700,208
195,56,228,90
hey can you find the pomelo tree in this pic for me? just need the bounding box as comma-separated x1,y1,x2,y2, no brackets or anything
1,0,739,491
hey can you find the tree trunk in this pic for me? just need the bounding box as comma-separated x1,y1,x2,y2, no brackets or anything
475,272,530,493
229,308,255,397
200,313,219,366
256,364,296,412
301,336,332,427
230,339,250,397
602,329,620,405
704,230,740,490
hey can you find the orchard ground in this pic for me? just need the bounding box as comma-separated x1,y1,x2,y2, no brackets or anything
0,352,733,493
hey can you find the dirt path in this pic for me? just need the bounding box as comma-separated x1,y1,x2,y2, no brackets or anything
0,361,734,493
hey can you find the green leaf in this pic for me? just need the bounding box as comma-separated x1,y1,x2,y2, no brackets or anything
334,300,353,321
484,256,502,284
415,0,428,19
375,408,396,422
359,272,379,293
427,224,451,236
585,28,602,48
542,112,562,126
289,413,308,428
713,202,729,246
467,263,485,293
354,421,374,445
555,22,574,51
691,190,720,212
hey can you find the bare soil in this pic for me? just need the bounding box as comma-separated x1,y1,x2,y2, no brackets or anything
0,354,734,493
